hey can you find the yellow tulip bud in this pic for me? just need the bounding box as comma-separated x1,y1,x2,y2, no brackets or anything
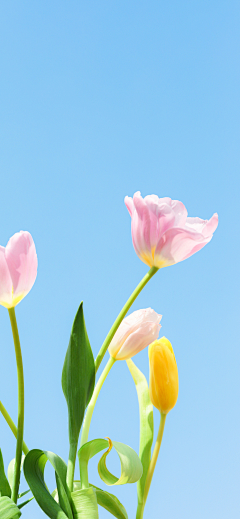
149,337,178,414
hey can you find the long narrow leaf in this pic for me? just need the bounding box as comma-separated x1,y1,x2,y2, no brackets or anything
62,302,95,446
127,359,154,505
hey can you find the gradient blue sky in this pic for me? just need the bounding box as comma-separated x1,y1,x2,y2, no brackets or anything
0,2,239,518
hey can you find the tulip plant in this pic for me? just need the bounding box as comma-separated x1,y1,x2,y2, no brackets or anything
0,193,218,519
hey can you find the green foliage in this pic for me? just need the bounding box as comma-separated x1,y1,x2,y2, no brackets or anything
7,456,25,491
0,496,21,519
55,481,128,518
0,450,11,498
23,449,72,519
127,359,154,505
62,303,95,447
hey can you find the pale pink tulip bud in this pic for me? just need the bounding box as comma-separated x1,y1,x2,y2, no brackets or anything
125,192,218,269
108,308,162,360
0,231,38,308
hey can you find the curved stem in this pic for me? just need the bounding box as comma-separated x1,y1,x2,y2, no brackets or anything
80,356,116,448
136,413,166,519
8,308,24,504
0,401,28,455
95,267,158,373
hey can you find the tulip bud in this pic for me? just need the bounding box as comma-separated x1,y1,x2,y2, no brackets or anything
149,337,178,414
108,308,162,360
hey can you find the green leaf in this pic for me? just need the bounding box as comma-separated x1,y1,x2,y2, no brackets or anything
7,456,25,491
0,450,11,497
78,438,142,488
0,496,21,519
18,496,34,509
23,449,73,519
127,359,154,506
62,302,95,446
71,487,98,519
54,481,128,519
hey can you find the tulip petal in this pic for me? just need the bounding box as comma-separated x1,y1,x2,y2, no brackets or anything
116,322,161,360
5,232,38,300
108,308,162,360
0,247,13,308
124,196,134,217
125,191,218,269
155,223,216,266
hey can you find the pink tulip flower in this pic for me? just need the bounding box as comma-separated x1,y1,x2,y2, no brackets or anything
0,231,38,308
125,192,218,268
108,308,162,360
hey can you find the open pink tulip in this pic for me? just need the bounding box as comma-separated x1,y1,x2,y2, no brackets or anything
125,192,218,268
0,231,38,308
108,308,162,360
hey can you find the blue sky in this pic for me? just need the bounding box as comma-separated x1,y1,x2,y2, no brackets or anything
0,2,239,518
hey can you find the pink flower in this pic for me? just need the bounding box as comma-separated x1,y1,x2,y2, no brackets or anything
108,308,162,360
125,192,218,268
0,231,38,308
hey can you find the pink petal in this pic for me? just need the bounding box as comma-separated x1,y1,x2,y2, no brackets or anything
124,196,134,217
185,213,218,238
5,231,38,299
0,247,13,307
116,322,161,360
155,226,213,265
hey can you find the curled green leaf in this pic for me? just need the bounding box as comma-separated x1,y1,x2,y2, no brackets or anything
23,449,72,519
78,437,142,489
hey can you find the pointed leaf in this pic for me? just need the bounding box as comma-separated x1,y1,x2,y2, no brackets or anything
0,496,21,519
23,449,72,519
62,302,95,446
0,450,11,497
127,359,154,504
18,496,34,509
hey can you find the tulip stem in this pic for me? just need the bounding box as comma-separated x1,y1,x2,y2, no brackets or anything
136,413,166,519
95,267,158,373
0,401,29,455
80,356,116,449
8,308,25,504
66,441,78,493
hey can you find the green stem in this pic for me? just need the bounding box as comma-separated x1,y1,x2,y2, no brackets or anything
80,356,116,450
0,401,28,455
95,267,158,373
66,442,78,493
136,413,166,519
8,308,25,504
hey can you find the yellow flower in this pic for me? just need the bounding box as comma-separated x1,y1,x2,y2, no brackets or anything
149,337,178,414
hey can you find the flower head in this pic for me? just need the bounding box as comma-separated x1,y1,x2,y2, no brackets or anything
108,308,162,360
125,192,218,268
0,231,38,308
149,337,178,414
